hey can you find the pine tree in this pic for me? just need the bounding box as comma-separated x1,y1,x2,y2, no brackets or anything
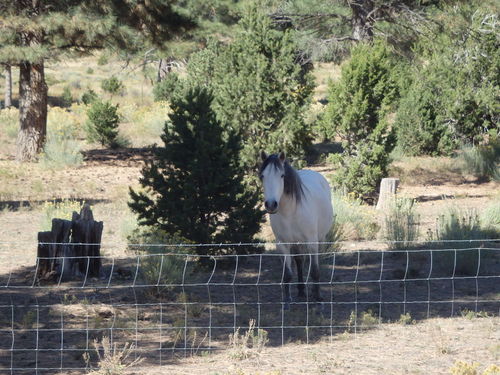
271,0,446,61
181,6,314,172
324,41,400,198
128,87,263,256
0,1,194,161
86,100,120,148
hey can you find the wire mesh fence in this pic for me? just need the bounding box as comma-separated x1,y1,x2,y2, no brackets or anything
0,240,499,374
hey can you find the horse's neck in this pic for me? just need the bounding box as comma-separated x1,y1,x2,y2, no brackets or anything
278,192,298,217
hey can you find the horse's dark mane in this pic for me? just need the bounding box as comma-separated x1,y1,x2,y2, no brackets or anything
260,154,304,203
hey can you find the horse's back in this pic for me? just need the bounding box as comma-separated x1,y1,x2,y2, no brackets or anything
298,169,333,240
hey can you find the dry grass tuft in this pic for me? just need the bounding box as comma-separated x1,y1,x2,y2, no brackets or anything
84,336,143,375
228,319,269,360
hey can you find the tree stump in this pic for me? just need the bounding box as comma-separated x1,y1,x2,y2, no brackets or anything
71,205,103,278
376,178,400,210
36,204,103,282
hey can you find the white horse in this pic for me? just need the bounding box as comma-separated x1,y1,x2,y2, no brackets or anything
259,151,333,303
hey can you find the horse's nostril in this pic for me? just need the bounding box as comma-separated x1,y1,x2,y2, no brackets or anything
265,200,277,211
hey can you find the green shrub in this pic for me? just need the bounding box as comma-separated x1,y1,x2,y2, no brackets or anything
323,41,401,197
395,76,455,156
97,53,109,66
323,41,400,144
86,100,121,148
427,206,498,275
86,67,94,74
181,6,314,172
101,76,124,96
40,107,84,169
81,89,99,105
384,198,420,250
153,73,180,102
331,190,379,241
481,198,500,233
329,137,394,199
459,134,500,181
61,86,73,107
129,86,263,259
395,7,499,156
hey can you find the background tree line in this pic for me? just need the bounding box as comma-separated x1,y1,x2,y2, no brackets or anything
1,0,498,253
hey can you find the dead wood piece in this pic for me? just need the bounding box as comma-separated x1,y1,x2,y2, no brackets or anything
376,177,400,210
36,205,103,282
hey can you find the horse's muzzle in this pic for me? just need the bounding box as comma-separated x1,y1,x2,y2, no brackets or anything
264,200,278,214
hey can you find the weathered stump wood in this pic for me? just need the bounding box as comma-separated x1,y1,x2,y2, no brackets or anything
376,178,400,210
71,205,103,278
37,231,54,278
36,204,103,282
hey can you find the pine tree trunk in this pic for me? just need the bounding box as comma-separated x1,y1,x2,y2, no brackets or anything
4,65,12,108
351,0,374,42
16,60,48,162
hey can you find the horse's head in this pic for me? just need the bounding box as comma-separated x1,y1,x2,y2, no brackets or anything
259,151,286,214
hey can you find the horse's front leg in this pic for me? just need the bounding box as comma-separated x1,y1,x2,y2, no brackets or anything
294,254,305,299
307,243,322,302
278,244,293,305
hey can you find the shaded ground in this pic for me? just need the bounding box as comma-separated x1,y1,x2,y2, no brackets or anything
0,243,499,374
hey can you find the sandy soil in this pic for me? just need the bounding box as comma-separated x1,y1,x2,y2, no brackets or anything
129,316,500,375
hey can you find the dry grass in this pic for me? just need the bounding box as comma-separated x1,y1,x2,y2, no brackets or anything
131,317,500,375
44,54,155,106
228,319,269,361
388,156,465,186
84,336,143,375
311,62,342,101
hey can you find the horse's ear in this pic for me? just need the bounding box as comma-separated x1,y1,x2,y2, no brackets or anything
260,151,268,162
278,151,286,163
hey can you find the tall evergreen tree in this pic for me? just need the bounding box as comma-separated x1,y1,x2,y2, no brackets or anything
271,0,444,61
129,86,263,255
215,7,314,170
324,41,401,197
173,6,314,172
0,0,194,161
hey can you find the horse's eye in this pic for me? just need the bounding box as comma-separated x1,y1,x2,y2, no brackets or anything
281,174,285,178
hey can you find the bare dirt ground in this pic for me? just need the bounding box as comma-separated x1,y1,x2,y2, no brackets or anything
1,150,498,265
131,316,500,375
0,147,499,375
